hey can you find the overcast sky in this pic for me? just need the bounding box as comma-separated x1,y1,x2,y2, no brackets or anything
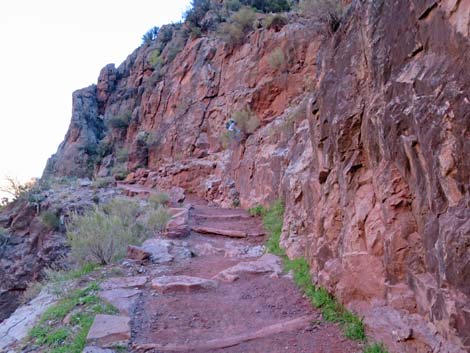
0,0,191,196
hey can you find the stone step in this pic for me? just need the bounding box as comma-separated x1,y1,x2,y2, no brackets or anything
151,275,218,293
133,315,314,352
98,288,141,316
100,276,148,290
193,213,251,221
191,225,247,238
86,314,130,347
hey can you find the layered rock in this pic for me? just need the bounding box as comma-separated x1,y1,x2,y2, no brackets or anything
41,1,470,351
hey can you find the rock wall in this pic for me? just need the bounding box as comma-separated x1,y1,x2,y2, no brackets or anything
44,1,470,351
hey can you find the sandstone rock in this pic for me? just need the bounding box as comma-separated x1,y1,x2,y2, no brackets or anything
191,225,247,238
169,186,185,204
86,314,130,347
216,254,283,282
100,276,148,290
0,289,56,351
151,275,218,293
141,238,192,263
127,245,151,261
98,289,141,315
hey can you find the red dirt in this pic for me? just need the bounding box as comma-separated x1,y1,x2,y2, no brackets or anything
129,201,361,353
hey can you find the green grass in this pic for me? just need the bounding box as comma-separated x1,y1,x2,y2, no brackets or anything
262,200,365,341
363,342,389,353
248,204,265,217
28,280,116,353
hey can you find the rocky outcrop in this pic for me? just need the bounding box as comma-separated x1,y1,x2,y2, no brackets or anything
41,1,470,351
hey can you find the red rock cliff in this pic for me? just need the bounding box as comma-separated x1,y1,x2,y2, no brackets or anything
44,1,470,351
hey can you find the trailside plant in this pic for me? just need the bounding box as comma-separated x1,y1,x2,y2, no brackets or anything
67,197,170,265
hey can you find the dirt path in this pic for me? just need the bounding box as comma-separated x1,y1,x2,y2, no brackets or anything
121,199,360,353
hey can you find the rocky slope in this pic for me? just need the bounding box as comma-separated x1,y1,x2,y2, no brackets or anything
36,0,470,352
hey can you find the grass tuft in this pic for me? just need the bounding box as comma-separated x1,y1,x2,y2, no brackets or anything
363,342,389,353
28,279,117,353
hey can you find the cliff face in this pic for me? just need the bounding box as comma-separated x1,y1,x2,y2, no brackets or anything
44,1,470,351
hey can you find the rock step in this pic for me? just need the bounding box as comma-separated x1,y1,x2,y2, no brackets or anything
151,275,218,293
100,276,148,290
133,315,314,352
192,225,247,238
86,314,130,347
193,213,251,221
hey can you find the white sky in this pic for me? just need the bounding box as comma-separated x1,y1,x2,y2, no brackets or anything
0,0,191,197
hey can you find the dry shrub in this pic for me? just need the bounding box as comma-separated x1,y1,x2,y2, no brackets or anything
218,6,256,46
268,47,286,71
300,0,344,33
233,107,260,135
67,197,170,265
148,192,170,208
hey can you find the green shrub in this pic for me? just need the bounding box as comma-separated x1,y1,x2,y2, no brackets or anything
299,0,345,33
97,139,112,159
263,200,285,255
91,177,114,189
242,0,290,12
232,107,260,135
67,197,170,265
218,6,256,46
148,49,164,68
363,343,389,353
142,26,159,44
106,111,132,129
116,147,129,163
111,165,128,181
142,206,171,233
263,14,288,30
268,47,286,70
224,0,242,11
184,0,212,30
248,204,265,217
148,192,170,208
40,211,61,231
165,29,188,62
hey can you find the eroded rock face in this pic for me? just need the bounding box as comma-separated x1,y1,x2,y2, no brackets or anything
41,1,470,351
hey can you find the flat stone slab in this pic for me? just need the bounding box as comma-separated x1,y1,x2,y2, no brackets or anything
0,289,56,350
151,275,218,293
191,225,247,238
100,276,148,290
98,289,141,315
82,346,116,353
216,254,283,282
87,314,130,347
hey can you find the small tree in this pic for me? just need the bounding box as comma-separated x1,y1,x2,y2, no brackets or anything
142,26,159,44
0,176,34,201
